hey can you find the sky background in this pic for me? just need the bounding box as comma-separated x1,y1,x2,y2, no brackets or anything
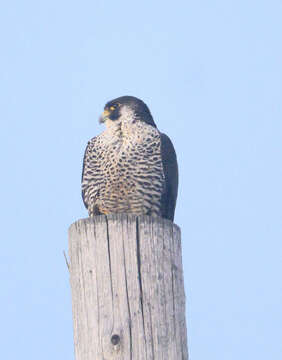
0,0,281,359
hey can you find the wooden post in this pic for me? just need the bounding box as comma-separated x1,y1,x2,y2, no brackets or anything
68,214,188,360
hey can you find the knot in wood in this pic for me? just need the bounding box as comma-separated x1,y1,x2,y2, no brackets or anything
111,334,120,346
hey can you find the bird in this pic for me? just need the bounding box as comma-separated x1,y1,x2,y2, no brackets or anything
81,96,178,221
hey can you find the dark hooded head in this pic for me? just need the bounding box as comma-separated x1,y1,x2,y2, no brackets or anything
99,96,156,128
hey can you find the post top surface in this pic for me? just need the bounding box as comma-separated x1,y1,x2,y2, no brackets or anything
68,214,181,234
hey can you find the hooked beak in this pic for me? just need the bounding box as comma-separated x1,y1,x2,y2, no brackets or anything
99,109,110,124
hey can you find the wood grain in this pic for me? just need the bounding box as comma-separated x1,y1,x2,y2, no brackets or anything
68,214,188,360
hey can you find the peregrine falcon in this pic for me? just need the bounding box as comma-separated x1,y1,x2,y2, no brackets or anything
81,96,178,221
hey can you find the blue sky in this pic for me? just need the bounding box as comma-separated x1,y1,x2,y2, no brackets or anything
0,0,281,359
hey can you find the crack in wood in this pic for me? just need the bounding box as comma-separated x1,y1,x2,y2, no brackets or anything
122,226,133,359
136,218,145,331
105,216,114,328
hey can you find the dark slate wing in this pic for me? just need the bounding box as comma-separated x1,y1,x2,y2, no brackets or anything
160,132,179,221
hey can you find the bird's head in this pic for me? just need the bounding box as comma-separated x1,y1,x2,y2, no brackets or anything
99,96,156,128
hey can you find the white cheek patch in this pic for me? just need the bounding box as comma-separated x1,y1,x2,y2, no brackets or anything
104,118,120,129
120,105,136,124
103,105,138,136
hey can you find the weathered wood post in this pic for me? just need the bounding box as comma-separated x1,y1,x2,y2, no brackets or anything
68,214,188,359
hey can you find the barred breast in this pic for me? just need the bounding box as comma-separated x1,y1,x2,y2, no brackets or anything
82,123,165,217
